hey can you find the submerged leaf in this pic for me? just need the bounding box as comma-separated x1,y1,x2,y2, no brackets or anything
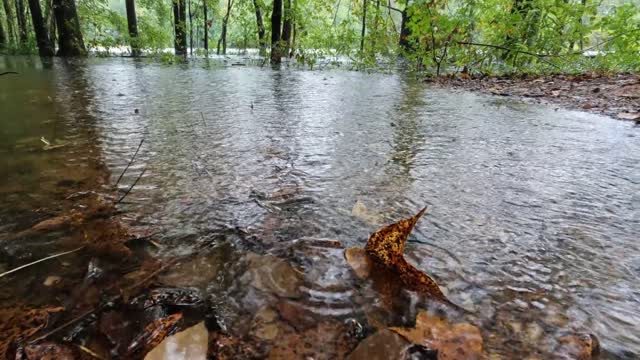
144,321,208,360
344,247,373,279
390,310,483,359
126,313,183,357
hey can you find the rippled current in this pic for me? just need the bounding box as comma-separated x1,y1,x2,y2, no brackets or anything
1,56,639,358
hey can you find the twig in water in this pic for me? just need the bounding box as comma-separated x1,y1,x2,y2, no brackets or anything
0,246,84,278
0,71,19,76
200,112,207,127
117,168,146,204
115,138,145,188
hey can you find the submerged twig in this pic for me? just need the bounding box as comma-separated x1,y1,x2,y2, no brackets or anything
117,168,146,204
0,71,19,76
115,138,145,188
200,112,207,127
0,246,84,279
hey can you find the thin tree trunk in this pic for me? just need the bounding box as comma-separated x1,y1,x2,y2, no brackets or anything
281,0,291,57
53,0,85,56
399,7,411,51
15,0,27,43
44,0,55,45
270,0,282,63
217,0,232,55
125,0,139,56
188,0,192,55
0,17,5,47
28,0,54,55
252,0,265,56
3,0,16,46
203,0,208,52
290,22,295,58
360,0,367,52
173,0,187,55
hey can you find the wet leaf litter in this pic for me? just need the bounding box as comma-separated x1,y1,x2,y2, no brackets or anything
0,204,600,359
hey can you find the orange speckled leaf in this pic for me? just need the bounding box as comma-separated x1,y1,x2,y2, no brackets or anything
365,207,426,265
363,207,467,311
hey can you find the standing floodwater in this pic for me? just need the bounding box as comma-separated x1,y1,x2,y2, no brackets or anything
1,57,639,358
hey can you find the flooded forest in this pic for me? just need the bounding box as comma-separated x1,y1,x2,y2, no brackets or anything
1,0,639,359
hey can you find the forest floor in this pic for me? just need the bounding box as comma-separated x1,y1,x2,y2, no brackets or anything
433,73,640,121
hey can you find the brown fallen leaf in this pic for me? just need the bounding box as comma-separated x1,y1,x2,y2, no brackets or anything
0,306,65,358
344,247,373,279
362,207,465,310
365,207,426,265
555,333,600,360
617,112,640,120
24,342,76,360
390,310,483,360
126,313,183,357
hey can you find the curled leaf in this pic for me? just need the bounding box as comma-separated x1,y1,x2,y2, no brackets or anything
362,207,465,310
365,207,426,265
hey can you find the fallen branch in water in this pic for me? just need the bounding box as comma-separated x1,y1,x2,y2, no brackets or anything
115,138,145,188
117,168,146,204
0,246,85,279
0,71,19,76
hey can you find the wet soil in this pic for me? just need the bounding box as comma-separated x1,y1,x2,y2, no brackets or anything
433,73,640,121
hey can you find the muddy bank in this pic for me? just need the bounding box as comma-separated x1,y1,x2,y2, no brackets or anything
432,73,640,121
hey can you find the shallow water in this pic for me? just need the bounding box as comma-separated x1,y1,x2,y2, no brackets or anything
1,56,639,358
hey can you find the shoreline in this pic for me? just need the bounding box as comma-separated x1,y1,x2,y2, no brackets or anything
430,73,640,121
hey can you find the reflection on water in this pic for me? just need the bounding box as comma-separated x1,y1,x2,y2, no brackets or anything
1,56,639,357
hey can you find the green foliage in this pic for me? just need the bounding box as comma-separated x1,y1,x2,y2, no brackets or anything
5,0,637,73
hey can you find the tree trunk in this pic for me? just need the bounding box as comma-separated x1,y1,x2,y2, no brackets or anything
399,7,411,52
217,0,232,55
15,0,27,43
125,0,139,56
203,0,208,52
53,0,86,56
44,0,55,45
281,0,291,57
270,0,282,63
0,18,5,48
188,0,192,55
28,0,54,55
360,0,367,52
173,0,187,55
3,0,16,47
252,0,265,56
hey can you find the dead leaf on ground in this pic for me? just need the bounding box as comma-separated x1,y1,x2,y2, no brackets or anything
144,321,208,360
23,342,76,360
0,306,65,358
344,247,373,279
555,333,600,360
126,313,183,357
617,112,640,120
390,310,483,360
